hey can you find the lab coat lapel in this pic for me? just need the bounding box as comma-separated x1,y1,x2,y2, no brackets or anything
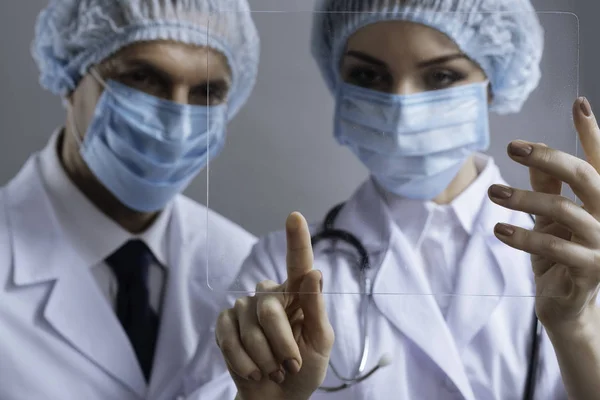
373,229,475,400
6,156,146,397
147,200,197,399
444,198,507,350
339,181,475,400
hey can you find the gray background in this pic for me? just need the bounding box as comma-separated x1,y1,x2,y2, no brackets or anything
0,0,588,238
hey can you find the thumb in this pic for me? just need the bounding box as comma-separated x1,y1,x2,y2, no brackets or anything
285,212,314,294
299,269,333,355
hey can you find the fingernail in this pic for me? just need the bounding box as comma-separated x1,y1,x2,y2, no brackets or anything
249,370,262,381
269,369,285,384
580,97,592,117
283,359,301,374
494,223,515,236
508,141,533,157
489,184,513,200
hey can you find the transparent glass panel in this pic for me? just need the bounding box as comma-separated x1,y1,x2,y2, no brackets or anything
204,11,580,298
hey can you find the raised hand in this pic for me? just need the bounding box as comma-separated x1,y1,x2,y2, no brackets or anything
488,97,600,330
216,212,334,400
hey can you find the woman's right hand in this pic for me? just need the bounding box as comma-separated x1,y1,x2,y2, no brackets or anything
216,212,335,400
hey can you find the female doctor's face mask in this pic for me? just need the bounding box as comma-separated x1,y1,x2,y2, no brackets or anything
68,70,228,213
334,80,490,200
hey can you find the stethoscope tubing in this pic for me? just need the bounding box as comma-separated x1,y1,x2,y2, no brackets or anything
312,203,541,399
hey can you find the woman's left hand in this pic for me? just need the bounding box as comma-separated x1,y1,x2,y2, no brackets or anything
487,97,600,332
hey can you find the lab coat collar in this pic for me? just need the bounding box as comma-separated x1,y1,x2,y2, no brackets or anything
38,129,171,268
4,132,198,398
451,153,495,235
5,154,148,397
375,153,497,248
443,164,510,351
380,153,494,248
6,154,72,285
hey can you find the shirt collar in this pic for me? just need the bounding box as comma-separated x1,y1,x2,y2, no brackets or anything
38,129,171,268
450,153,495,235
381,153,496,244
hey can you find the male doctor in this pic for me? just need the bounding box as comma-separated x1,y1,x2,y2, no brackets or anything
0,1,259,399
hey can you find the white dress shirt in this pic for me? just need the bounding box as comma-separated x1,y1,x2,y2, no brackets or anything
38,130,170,314
382,154,493,317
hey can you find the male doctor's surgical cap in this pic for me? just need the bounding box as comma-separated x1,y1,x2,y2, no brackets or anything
311,0,545,115
31,0,260,120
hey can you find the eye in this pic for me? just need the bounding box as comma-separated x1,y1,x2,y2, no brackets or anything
190,82,230,106
345,66,392,91
122,69,161,88
425,69,465,90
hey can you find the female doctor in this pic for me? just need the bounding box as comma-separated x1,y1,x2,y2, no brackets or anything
216,1,600,399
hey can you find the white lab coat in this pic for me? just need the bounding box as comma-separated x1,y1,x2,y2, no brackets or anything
0,153,255,400
235,176,569,399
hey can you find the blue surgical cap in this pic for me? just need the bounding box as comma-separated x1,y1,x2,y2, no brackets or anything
311,0,545,114
32,0,260,120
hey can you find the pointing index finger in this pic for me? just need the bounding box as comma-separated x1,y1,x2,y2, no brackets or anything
285,212,314,294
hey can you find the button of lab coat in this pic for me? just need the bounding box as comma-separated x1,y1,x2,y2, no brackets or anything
175,395,185,400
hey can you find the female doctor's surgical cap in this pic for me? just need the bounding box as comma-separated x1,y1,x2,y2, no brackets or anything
31,0,260,120
311,0,545,114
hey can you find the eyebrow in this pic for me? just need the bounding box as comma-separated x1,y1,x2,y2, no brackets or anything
344,50,468,69
417,53,468,68
345,51,387,67
117,59,232,85
120,59,172,81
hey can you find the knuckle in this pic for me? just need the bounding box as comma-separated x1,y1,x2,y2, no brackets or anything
219,337,237,355
541,236,562,255
216,309,231,328
574,161,596,185
551,197,574,216
257,299,281,324
256,280,274,292
536,146,553,165
240,328,266,349
233,297,248,313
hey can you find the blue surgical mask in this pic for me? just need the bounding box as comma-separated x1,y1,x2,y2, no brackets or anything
334,81,490,200
69,71,228,212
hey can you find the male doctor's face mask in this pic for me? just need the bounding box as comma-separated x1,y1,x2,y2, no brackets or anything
334,80,490,200
68,70,228,213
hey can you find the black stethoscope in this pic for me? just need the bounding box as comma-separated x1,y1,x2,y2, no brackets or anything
311,203,543,399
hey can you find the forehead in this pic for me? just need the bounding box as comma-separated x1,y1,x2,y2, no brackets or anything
346,20,461,59
99,40,232,80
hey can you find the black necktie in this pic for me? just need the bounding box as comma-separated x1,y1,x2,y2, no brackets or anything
105,239,159,381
